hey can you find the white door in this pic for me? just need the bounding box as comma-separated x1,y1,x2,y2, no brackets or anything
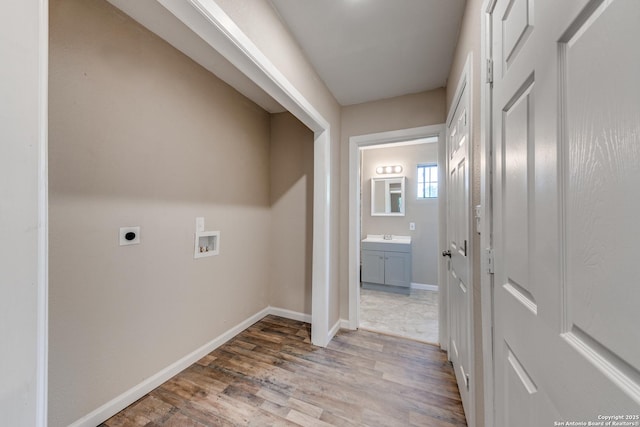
491,0,640,424
446,78,472,419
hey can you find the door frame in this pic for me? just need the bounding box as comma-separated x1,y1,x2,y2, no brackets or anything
445,53,477,427
480,1,497,426
3,0,49,425
347,124,447,344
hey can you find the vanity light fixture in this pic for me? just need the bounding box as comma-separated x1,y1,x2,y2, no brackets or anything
376,165,403,175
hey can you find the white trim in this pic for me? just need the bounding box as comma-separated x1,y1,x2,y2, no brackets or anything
185,0,329,131
445,53,476,427
311,129,331,347
437,130,449,352
69,306,311,427
348,124,446,332
328,319,342,341
349,126,443,146
154,0,333,347
480,1,497,427
269,307,312,324
359,136,438,150
339,319,353,330
411,282,438,292
348,135,360,331
36,0,49,425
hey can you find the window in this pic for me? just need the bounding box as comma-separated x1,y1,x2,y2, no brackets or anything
417,164,438,198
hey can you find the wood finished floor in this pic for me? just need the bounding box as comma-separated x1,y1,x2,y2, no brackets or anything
101,315,467,427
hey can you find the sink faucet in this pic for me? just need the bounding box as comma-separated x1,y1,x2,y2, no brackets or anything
383,234,392,240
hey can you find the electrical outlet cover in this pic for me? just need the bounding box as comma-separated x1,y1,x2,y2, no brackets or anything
119,226,140,246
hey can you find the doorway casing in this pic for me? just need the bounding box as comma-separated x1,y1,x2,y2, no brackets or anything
348,124,448,346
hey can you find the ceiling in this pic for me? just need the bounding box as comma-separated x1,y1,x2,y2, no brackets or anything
269,0,467,106
107,0,466,111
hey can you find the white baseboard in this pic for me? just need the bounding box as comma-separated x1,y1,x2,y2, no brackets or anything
411,282,438,291
339,318,353,330
328,319,341,341
268,306,311,323
69,305,312,427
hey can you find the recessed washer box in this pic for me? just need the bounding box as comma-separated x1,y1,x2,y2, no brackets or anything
194,230,219,258
119,226,140,246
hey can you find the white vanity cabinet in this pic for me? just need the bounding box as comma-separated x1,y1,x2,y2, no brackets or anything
361,238,411,294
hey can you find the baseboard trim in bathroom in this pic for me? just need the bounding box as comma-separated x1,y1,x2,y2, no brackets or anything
411,282,438,292
69,306,311,427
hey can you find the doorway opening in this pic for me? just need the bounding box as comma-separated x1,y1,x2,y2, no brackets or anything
348,124,447,346
359,139,439,342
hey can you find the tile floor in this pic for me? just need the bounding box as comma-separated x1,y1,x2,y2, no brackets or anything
359,287,439,344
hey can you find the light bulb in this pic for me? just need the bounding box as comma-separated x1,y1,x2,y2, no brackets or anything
394,165,402,173
385,166,392,173
376,167,384,174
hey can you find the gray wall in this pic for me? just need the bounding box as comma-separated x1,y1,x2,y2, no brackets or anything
269,112,314,314
361,143,439,285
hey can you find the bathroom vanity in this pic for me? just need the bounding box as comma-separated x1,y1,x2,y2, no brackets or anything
361,235,411,294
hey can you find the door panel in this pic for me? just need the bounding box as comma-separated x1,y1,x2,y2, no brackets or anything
502,0,533,68
504,344,538,427
502,78,536,314
562,0,640,378
447,80,472,418
491,0,640,424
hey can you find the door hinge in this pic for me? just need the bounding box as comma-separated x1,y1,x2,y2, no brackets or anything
465,373,470,391
486,247,495,274
486,58,494,84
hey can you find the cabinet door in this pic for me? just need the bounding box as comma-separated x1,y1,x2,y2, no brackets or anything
361,250,385,284
384,252,410,287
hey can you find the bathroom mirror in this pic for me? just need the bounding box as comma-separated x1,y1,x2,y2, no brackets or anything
371,177,405,216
